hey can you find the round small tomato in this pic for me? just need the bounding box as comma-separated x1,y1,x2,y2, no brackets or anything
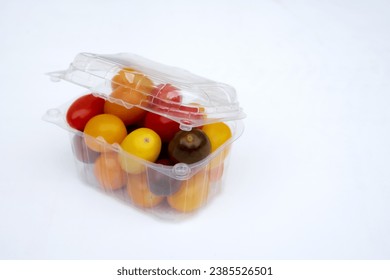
104,99,146,126
202,122,232,152
167,170,210,212
119,128,162,174
111,68,154,102
147,159,180,196
147,170,181,196
155,158,172,166
178,103,205,118
169,103,206,126
83,114,127,152
66,94,105,131
127,172,164,208
94,152,126,191
168,128,211,164
149,84,182,109
144,112,180,143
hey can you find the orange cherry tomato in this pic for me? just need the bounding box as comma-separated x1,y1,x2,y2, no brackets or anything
104,99,146,126
94,153,126,191
167,170,210,212
127,172,164,208
83,114,127,152
111,68,154,105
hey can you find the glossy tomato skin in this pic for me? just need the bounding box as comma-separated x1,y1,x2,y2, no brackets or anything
150,84,182,108
144,112,181,143
83,114,127,152
66,94,105,131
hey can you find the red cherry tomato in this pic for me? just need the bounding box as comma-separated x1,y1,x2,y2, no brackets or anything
175,103,205,120
149,84,182,109
66,94,105,131
144,112,181,143
155,158,172,166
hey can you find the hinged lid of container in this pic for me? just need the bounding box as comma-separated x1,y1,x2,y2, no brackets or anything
49,52,245,128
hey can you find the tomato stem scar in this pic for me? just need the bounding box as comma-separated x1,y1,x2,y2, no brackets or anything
186,134,194,143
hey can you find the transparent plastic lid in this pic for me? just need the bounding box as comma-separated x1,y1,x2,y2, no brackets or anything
49,52,245,128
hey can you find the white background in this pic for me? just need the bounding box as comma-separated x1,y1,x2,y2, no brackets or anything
1,0,389,259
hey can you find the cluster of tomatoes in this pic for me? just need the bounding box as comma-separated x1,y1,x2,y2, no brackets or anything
66,68,232,213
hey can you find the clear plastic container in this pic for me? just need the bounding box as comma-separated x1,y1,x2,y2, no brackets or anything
44,53,245,220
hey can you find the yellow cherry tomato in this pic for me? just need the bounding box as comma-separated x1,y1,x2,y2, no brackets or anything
202,122,232,152
167,170,210,213
83,114,127,152
202,122,232,169
119,128,162,174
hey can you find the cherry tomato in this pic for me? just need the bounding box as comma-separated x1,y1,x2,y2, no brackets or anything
149,84,182,109
168,103,205,126
175,103,205,120
104,99,146,126
83,114,127,152
144,112,180,143
167,169,210,212
147,169,181,196
155,158,172,166
94,152,126,191
127,172,164,208
168,128,211,164
119,128,161,174
147,158,180,196
66,94,105,131
111,68,154,96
